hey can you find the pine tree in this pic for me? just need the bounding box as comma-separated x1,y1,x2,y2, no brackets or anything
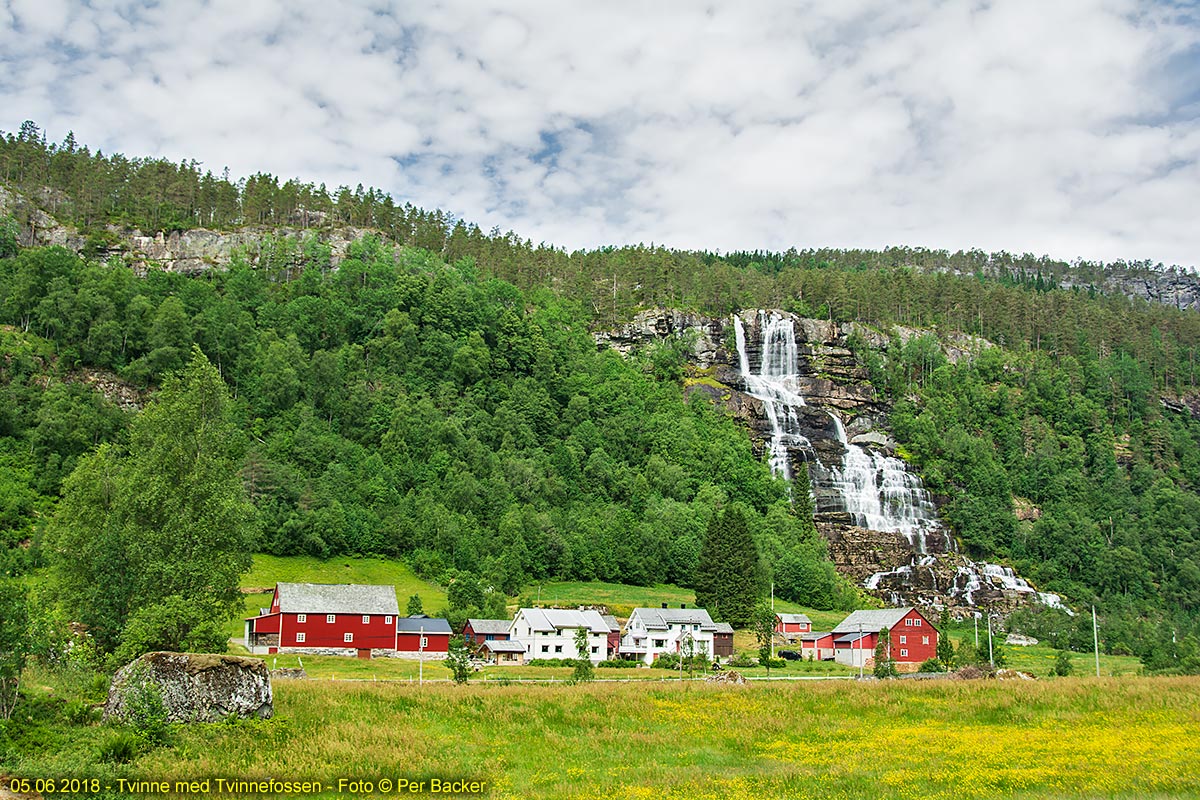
694,505,760,628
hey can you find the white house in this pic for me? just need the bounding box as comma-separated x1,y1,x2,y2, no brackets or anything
619,605,718,666
508,608,612,664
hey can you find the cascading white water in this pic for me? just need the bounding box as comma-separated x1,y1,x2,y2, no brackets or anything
733,311,938,546
733,313,812,482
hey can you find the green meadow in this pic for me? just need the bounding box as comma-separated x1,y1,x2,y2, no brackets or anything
8,671,1199,800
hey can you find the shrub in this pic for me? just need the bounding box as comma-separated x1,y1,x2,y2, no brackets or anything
727,652,756,668
918,658,946,673
525,658,577,668
1052,649,1074,677
597,660,639,668
760,657,787,670
120,666,170,745
99,729,144,764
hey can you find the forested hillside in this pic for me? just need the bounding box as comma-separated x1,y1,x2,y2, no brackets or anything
2,124,1200,669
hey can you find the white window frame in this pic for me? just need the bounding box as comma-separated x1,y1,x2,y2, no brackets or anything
385,616,392,625
905,618,913,626
923,636,929,645
297,614,306,623
326,614,336,624
420,636,428,648
914,618,922,626
344,632,354,643
900,648,908,657
362,615,370,624
900,635,907,644
296,632,306,643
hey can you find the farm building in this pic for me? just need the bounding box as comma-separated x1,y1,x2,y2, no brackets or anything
799,631,836,661
480,639,526,664
602,614,621,660
509,608,612,664
245,583,399,658
712,622,735,659
396,615,452,658
831,607,938,668
775,613,812,637
619,605,718,666
463,618,512,649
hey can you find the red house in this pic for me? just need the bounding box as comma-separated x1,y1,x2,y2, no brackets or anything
245,583,400,659
463,618,512,649
396,615,452,657
831,607,938,669
775,613,812,637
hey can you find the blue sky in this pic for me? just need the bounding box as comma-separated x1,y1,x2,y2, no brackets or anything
2,0,1198,268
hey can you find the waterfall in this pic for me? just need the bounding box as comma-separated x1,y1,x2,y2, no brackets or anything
733,311,938,546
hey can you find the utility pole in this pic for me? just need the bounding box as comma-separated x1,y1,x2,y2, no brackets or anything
858,622,863,679
987,615,994,667
1092,606,1101,678
974,613,979,649
419,625,424,686
770,583,776,660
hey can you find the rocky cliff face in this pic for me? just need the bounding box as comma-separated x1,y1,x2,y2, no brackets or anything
598,308,1064,615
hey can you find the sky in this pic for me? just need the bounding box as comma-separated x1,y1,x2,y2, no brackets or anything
1,0,1199,268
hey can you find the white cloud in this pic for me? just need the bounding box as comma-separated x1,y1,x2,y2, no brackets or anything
0,1,1198,267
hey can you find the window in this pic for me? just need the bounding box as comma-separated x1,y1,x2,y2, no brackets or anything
344,632,353,643
900,635,907,644
541,645,549,653
420,636,428,648
693,624,700,631
362,615,370,624
922,636,929,645
905,618,913,626
900,649,908,657
326,614,336,624
554,645,563,653
914,618,922,626
297,614,307,623
385,616,392,625
296,632,306,643
591,646,599,654
653,639,665,648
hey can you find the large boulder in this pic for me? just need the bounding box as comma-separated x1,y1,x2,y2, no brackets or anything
104,652,273,723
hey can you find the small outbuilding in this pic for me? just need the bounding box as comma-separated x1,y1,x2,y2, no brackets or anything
396,616,452,658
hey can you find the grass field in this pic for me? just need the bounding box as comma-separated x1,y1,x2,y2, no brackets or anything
12,671,1199,799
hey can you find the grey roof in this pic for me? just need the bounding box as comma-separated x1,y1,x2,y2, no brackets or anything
776,613,812,625
833,608,919,634
467,619,512,635
517,608,611,633
712,622,735,634
276,583,399,616
835,632,871,644
631,607,717,631
602,615,619,632
482,639,527,653
396,616,453,634
800,631,833,640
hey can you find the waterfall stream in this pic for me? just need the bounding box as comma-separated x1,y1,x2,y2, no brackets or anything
733,311,938,547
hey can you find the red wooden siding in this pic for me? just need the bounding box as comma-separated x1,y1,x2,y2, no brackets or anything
279,612,396,649
397,632,450,653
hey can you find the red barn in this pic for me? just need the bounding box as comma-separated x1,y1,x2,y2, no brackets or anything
245,583,400,658
775,613,812,637
799,631,836,661
831,607,938,669
396,615,452,656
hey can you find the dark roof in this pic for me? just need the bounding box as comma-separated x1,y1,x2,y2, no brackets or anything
396,616,453,634
834,632,872,644
275,583,399,616
466,619,512,635
482,640,527,653
712,622,735,634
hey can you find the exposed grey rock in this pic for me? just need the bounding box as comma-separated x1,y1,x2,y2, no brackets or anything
105,652,273,723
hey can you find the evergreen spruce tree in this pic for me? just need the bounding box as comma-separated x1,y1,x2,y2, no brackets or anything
694,505,760,628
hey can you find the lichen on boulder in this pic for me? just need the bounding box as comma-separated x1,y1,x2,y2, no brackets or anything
104,652,273,723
